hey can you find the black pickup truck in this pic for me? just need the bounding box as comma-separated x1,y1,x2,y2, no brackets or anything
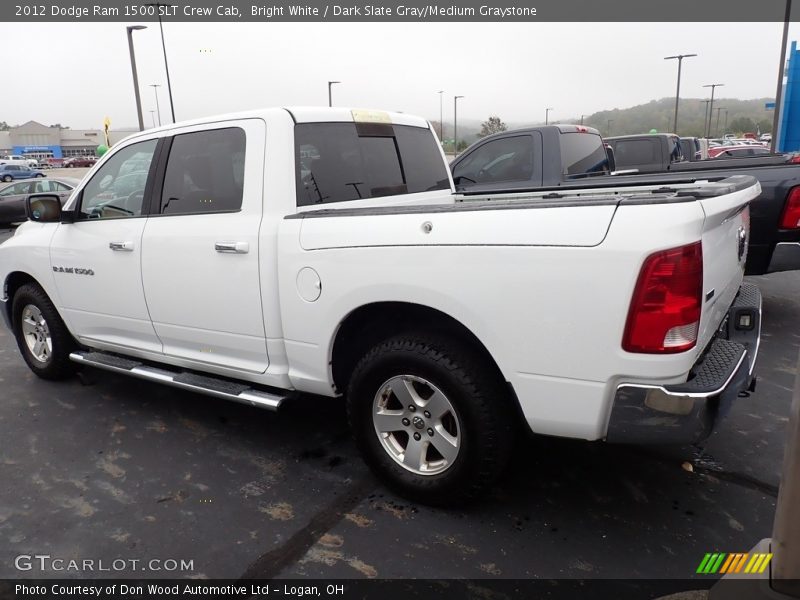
450,126,800,275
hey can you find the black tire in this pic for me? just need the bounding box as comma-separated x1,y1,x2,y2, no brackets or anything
36,173,44,178
12,283,77,380
2,175,12,182
347,334,514,505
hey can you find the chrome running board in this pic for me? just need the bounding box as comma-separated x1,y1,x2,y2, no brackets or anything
69,350,287,411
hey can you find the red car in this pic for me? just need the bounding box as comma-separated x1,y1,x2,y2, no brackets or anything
63,156,98,168
708,146,772,159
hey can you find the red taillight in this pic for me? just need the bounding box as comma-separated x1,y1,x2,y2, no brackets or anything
779,187,800,229
623,242,703,354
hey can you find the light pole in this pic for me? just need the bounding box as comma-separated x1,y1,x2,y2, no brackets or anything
714,106,726,138
437,90,444,141
149,84,162,126
454,95,464,156
724,109,729,132
607,119,614,136
126,25,147,132
772,0,792,151
701,99,711,136
664,53,697,134
328,81,340,107
703,83,724,138
545,107,553,125
146,3,176,123
149,110,156,128
580,114,587,125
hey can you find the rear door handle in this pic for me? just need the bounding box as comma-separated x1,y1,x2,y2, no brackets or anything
215,241,250,254
109,241,134,251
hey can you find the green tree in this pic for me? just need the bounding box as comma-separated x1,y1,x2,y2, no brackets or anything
757,119,772,134
478,115,507,137
728,117,757,135
0,121,9,131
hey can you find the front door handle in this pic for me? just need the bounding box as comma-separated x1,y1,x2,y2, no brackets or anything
109,241,134,251
215,241,250,254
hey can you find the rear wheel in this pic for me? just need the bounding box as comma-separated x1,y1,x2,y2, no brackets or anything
12,283,77,380
347,334,514,505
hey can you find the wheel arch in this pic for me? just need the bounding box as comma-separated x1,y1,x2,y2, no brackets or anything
4,271,46,326
330,301,524,418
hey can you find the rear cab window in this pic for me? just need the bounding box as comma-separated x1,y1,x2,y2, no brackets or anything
560,132,609,178
295,121,450,206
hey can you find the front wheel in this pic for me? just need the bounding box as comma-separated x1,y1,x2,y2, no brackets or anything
12,283,77,380
347,334,514,505
2,175,12,182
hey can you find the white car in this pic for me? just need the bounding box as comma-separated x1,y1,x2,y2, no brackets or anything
0,155,38,168
0,107,763,503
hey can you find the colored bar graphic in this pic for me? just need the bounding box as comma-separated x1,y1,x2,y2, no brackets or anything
698,553,773,575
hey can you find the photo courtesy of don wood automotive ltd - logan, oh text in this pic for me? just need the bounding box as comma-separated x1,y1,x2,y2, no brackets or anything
1,1,800,599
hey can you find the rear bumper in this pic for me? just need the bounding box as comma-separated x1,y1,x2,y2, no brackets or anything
606,283,761,445
767,241,800,273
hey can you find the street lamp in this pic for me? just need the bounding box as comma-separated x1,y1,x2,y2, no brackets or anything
437,90,445,141
664,53,697,134
149,110,156,128
454,95,464,156
703,83,724,138
714,106,726,138
580,114,587,125
772,0,792,152
145,3,176,123
328,81,340,107
701,99,711,136
149,84,162,126
545,107,553,125
126,25,147,132
607,119,614,136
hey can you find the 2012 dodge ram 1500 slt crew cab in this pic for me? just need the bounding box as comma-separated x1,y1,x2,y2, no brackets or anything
0,107,762,504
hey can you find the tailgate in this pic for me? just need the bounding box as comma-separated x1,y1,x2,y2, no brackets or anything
696,176,761,351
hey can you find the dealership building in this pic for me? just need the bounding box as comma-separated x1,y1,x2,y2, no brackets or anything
0,121,137,161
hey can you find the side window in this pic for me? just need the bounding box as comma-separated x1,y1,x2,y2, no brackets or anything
452,136,534,184
80,139,157,220
295,123,449,206
0,182,29,196
159,127,246,216
51,181,72,192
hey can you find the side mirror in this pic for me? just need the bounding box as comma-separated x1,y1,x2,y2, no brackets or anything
25,194,63,223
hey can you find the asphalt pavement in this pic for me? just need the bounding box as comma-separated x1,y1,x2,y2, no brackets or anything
0,224,796,590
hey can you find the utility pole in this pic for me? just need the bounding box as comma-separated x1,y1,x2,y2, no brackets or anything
545,107,553,125
454,95,464,156
328,81,340,107
437,90,445,141
664,53,697,134
772,0,792,152
126,25,147,132
703,83,725,138
149,85,162,126
146,3,176,122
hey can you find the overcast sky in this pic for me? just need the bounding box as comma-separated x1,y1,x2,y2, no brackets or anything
2,21,797,129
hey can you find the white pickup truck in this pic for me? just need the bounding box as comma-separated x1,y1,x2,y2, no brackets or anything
0,107,762,503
